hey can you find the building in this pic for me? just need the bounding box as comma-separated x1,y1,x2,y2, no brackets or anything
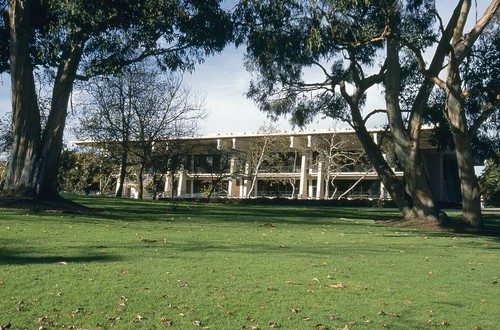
155,128,461,203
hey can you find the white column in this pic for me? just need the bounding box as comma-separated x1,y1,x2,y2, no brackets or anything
177,169,186,196
242,159,251,198
316,161,324,199
164,172,173,197
298,153,308,199
228,157,237,198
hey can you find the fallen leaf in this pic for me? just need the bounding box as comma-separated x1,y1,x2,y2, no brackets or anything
268,321,279,328
288,308,300,313
133,315,145,323
160,317,173,326
330,283,345,289
192,320,202,326
302,316,311,321
0,322,11,330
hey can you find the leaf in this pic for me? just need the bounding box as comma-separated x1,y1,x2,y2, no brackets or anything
192,320,202,326
268,320,279,328
160,317,173,326
0,322,11,330
330,283,345,289
288,308,300,313
133,315,145,323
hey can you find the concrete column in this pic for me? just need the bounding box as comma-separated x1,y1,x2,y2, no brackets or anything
242,158,251,198
316,161,324,199
177,169,186,196
228,157,237,198
298,153,308,199
164,172,173,197
380,181,388,199
308,180,314,198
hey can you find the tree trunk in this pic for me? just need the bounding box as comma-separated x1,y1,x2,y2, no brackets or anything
453,125,482,227
438,0,488,228
350,104,413,218
4,0,42,199
37,44,84,199
5,0,85,200
138,163,145,200
115,147,128,198
385,17,440,222
446,66,482,227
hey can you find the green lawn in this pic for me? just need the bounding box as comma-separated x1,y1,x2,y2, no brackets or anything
1,196,499,329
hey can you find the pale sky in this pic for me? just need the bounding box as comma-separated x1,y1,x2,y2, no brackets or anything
0,1,489,139
182,45,347,136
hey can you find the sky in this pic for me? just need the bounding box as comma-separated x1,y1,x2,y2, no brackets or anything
0,1,489,138
181,45,349,136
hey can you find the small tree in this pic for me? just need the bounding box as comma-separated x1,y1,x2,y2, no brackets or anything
245,124,289,198
479,156,500,207
75,61,205,199
198,143,236,200
310,133,368,200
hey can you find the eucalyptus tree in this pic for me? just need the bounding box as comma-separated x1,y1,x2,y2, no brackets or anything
407,0,499,227
0,0,232,200
235,0,424,219
236,0,498,226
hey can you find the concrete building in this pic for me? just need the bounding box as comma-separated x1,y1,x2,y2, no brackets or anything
158,128,461,203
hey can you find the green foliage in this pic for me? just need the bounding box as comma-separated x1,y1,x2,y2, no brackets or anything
0,197,499,329
57,148,113,194
423,21,500,160
479,156,500,206
0,0,233,76
235,0,438,127
0,112,12,154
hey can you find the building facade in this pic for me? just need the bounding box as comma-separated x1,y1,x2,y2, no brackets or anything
160,128,461,202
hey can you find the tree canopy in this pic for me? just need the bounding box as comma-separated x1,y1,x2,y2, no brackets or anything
235,0,499,227
0,0,233,200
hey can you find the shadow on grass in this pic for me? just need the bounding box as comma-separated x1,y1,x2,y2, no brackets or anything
0,246,120,265
9,195,499,238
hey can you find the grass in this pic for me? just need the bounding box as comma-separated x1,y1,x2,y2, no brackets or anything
0,196,499,330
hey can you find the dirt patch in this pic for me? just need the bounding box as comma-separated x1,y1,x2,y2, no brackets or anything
380,217,454,232
379,217,500,237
